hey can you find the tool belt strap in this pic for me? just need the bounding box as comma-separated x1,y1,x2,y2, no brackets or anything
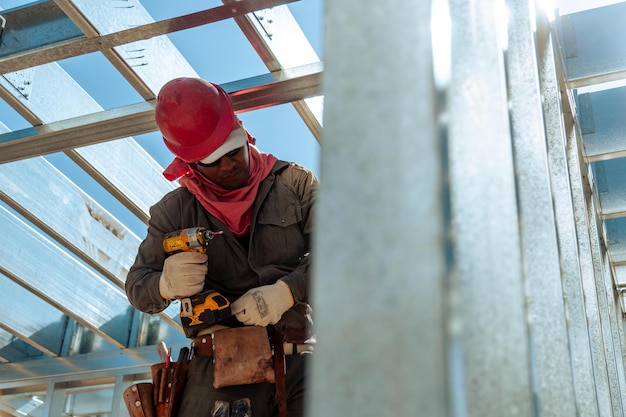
191,336,314,358
191,335,214,357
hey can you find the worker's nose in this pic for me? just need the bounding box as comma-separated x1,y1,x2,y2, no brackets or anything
218,155,236,171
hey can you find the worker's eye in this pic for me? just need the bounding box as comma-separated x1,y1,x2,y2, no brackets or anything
196,147,243,168
224,147,242,158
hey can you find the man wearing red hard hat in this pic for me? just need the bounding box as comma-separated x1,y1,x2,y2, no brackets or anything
126,78,317,417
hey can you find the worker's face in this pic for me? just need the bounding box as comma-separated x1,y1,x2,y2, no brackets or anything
195,142,250,190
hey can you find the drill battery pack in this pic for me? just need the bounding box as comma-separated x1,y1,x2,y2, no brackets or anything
180,290,232,338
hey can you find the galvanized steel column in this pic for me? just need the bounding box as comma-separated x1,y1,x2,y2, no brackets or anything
310,1,447,416
602,253,626,414
588,197,625,416
566,126,613,417
446,0,533,415
506,1,577,415
542,35,601,417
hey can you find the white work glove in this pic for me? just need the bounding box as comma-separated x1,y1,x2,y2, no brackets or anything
158,252,207,300
231,280,294,326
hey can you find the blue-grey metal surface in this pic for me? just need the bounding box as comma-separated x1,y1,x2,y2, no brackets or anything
558,2,626,86
0,272,68,360
0,328,26,363
0,205,131,348
0,1,83,58
578,87,626,160
591,159,626,218
605,218,626,267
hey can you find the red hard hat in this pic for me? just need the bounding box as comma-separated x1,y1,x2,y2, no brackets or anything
155,78,236,162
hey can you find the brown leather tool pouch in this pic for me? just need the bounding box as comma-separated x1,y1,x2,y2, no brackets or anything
212,326,275,388
150,360,189,417
123,383,156,417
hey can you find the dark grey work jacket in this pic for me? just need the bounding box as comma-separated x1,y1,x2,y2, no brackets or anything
125,160,317,332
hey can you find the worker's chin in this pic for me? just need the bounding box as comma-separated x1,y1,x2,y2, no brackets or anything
218,173,248,190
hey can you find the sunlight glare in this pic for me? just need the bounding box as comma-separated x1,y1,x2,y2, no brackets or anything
495,0,509,51
536,0,556,22
430,0,452,88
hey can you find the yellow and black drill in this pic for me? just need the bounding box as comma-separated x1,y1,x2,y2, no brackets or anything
163,227,231,338
163,227,224,254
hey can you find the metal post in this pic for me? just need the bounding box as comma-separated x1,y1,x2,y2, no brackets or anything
566,125,614,417
506,0,577,414
309,0,448,416
548,47,602,417
589,196,625,416
446,0,533,414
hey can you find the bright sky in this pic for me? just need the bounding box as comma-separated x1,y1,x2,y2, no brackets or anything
552,0,624,14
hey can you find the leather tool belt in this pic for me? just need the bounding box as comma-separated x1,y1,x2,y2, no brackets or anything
123,326,313,417
192,330,314,358
210,326,275,389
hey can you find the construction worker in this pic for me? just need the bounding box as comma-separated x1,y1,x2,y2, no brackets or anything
125,77,317,417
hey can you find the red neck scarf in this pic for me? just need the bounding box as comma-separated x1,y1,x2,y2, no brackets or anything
169,145,276,237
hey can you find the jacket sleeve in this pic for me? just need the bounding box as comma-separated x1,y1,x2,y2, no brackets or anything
125,201,176,314
279,165,318,303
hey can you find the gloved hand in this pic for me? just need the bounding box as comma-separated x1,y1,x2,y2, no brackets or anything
158,252,207,300
231,280,294,326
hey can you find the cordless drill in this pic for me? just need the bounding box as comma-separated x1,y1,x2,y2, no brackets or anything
163,227,224,254
163,227,231,338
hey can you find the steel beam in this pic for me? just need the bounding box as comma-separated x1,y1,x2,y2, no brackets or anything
0,64,321,163
579,87,626,162
0,0,297,74
0,344,187,390
0,1,83,59
556,2,626,87
225,0,323,140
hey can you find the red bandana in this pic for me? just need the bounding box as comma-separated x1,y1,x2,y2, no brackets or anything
173,145,277,237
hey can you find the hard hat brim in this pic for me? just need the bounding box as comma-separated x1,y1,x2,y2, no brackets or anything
197,126,248,164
